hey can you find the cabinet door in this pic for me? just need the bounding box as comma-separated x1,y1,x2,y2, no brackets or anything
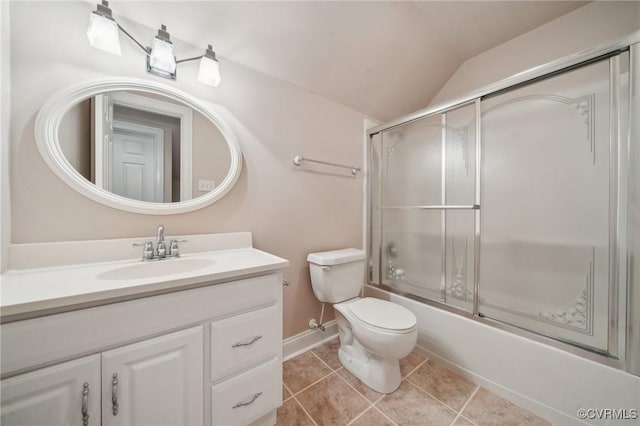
1,354,101,426
102,326,203,426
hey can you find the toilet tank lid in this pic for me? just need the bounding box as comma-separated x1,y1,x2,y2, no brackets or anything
307,248,366,265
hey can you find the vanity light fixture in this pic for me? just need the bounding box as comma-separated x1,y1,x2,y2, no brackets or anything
148,25,177,77
86,1,221,86
196,45,222,87
86,1,121,55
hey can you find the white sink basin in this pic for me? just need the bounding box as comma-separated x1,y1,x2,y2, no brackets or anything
97,258,215,280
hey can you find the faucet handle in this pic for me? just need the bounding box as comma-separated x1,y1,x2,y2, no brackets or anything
156,241,167,258
169,239,188,257
133,241,154,260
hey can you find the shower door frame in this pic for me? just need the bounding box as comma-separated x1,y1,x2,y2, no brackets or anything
366,32,640,376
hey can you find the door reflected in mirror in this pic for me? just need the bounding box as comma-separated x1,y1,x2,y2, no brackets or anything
58,91,231,203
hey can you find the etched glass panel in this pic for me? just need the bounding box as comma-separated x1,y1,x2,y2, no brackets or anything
479,58,613,351
445,103,476,206
380,209,442,301
381,114,441,207
445,210,475,312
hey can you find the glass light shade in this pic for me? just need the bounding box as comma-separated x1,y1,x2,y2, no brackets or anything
86,13,121,56
198,56,221,87
149,38,177,75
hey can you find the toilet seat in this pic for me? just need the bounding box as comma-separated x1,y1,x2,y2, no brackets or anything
347,298,416,332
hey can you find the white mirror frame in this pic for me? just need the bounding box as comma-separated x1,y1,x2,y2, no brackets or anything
35,77,242,215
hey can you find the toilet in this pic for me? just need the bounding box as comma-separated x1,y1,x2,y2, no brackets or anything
307,248,417,393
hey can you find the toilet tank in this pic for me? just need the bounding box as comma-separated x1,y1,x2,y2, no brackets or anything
307,248,366,303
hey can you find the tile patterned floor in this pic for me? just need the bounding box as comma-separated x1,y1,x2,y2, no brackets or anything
278,338,550,426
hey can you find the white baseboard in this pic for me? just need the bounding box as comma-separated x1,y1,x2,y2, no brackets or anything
282,320,338,361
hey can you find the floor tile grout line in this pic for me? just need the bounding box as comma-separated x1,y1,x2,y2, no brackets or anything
459,414,479,426
283,382,294,402
460,385,480,413
333,365,381,409
296,350,372,426
404,379,463,416
345,404,374,426
288,370,335,397
309,343,401,423
290,394,319,426
372,393,386,405
401,356,429,380
309,349,340,372
372,403,400,426
450,385,480,426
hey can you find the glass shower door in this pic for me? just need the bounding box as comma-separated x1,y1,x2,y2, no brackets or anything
478,54,628,353
371,103,477,311
378,114,443,302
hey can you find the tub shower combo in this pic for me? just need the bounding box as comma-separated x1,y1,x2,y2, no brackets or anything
368,37,640,375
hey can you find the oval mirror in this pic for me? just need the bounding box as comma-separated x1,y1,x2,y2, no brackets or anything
35,78,242,214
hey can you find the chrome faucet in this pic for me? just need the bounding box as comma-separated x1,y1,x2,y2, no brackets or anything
155,225,166,258
156,224,165,244
133,225,187,261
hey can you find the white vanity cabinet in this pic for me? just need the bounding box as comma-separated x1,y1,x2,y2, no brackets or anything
1,354,101,426
1,272,284,426
1,328,203,426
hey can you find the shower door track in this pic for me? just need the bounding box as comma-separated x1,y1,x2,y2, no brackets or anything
366,32,640,376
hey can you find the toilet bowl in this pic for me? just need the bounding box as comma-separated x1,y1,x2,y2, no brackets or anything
307,248,418,393
334,297,417,393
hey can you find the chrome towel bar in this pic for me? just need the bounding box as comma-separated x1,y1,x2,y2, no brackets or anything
292,155,361,175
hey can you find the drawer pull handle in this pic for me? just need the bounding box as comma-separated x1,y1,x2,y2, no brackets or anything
232,335,263,348
81,382,89,426
112,373,119,416
232,392,263,409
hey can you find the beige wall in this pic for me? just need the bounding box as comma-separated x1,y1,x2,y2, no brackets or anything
9,1,370,338
191,109,230,198
430,1,640,105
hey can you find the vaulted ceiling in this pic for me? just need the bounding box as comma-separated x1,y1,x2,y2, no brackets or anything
109,1,587,121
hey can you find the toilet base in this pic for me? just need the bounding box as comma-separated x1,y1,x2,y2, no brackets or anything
337,343,401,394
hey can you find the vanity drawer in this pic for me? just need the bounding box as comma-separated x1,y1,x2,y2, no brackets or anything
211,357,280,426
210,305,279,381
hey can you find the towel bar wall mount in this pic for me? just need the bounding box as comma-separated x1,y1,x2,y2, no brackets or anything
292,155,361,175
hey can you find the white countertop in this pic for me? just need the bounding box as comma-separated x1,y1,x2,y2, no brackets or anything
1,247,289,320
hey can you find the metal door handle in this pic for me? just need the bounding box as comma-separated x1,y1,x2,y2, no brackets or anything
112,373,119,415
232,335,263,348
232,392,263,409
81,382,89,426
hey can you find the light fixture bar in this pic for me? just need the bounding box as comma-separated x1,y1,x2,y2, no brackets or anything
176,55,204,64
116,23,149,56
176,45,217,64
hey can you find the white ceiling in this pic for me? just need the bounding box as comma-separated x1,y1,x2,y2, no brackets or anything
110,1,587,121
